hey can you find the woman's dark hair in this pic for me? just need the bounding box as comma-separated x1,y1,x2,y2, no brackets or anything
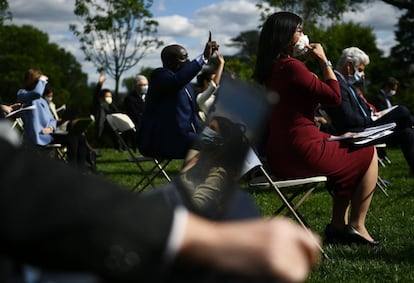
196,67,216,87
383,77,399,88
199,116,249,174
100,88,112,98
253,11,303,84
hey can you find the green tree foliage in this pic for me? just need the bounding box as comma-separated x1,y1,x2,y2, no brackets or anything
389,9,414,112
0,25,90,114
256,0,366,24
382,0,414,10
223,30,259,81
70,0,163,97
227,30,260,60
316,22,382,70
224,57,255,82
0,0,11,25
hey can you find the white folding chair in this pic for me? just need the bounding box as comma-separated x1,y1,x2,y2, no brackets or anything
106,113,172,191
243,148,327,223
242,147,328,258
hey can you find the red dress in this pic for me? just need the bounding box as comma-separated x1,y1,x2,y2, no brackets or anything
266,58,374,197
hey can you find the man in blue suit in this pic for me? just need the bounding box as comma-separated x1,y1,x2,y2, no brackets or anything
138,33,219,159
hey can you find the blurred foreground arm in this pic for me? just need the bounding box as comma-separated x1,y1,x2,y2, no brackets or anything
179,215,321,282
0,125,320,282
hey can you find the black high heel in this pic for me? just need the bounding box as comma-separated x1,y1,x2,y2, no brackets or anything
344,225,380,246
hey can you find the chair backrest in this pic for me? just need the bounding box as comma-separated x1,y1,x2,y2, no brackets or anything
106,113,136,133
240,147,263,177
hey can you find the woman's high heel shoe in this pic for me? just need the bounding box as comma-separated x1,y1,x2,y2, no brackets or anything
344,225,380,246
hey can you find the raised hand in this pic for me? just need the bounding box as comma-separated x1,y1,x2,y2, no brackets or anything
203,31,219,60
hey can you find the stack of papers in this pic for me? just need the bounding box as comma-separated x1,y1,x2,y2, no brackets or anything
328,122,396,146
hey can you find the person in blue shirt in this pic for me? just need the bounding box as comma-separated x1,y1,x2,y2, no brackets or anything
17,69,55,146
17,68,91,172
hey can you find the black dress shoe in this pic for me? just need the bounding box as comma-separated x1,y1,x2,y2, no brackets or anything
344,225,380,246
324,223,348,245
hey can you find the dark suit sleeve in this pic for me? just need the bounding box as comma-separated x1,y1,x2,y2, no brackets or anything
372,92,388,111
151,60,202,93
0,138,176,281
324,76,372,133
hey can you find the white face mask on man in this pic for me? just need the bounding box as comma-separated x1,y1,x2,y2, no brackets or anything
140,85,148,95
104,97,113,105
388,90,397,96
293,34,309,57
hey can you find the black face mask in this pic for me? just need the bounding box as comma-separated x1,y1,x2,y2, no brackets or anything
162,44,189,72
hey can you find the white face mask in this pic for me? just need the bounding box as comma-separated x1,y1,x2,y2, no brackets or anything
104,97,113,104
140,85,148,95
45,97,53,103
293,34,309,57
388,90,396,96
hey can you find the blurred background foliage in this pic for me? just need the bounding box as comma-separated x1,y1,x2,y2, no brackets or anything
0,0,414,119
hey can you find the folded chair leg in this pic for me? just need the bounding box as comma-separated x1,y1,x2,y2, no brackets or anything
376,177,389,197
155,159,172,182
132,159,172,192
293,186,316,210
258,166,329,259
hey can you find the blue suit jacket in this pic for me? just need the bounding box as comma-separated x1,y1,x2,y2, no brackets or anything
138,60,203,159
323,70,372,134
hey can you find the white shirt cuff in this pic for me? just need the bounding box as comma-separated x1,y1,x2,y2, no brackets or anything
164,206,189,263
196,54,207,66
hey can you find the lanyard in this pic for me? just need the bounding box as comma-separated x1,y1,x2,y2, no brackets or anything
348,86,368,117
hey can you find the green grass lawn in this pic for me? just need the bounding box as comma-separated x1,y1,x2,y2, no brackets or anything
95,147,414,283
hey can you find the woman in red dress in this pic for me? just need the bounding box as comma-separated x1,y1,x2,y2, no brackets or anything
253,12,379,245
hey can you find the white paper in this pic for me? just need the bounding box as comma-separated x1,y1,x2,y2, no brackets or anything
328,122,396,142
5,105,36,118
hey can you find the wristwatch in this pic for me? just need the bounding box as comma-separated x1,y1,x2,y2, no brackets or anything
322,60,333,68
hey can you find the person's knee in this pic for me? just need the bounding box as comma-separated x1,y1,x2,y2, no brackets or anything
395,106,413,128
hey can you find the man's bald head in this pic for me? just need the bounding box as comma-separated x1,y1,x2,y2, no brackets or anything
161,44,189,72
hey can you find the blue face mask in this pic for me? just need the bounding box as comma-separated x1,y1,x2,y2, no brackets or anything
348,65,365,85
200,126,223,146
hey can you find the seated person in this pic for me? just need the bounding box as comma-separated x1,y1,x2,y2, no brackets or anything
323,47,414,177
43,84,97,172
372,76,399,111
124,74,148,148
254,13,379,246
372,76,414,125
177,116,253,220
92,73,120,149
17,68,91,172
137,33,218,159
